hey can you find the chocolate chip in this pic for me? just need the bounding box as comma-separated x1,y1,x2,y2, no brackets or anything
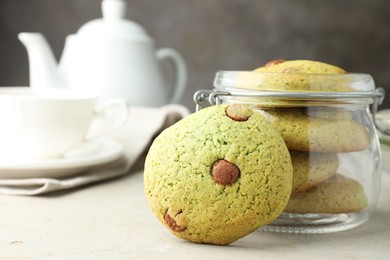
164,212,186,232
264,59,286,68
226,104,252,121
212,159,240,185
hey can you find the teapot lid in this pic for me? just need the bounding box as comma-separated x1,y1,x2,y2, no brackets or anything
76,0,151,42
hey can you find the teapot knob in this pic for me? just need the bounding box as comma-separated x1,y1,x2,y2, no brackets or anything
102,0,126,21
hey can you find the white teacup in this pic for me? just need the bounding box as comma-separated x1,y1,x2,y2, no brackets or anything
0,87,128,160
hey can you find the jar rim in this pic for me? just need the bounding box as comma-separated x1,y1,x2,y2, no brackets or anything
213,71,375,92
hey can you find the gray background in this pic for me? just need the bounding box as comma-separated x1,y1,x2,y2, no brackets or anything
1,0,390,110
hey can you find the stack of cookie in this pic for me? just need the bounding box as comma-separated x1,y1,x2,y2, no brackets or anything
255,60,369,214
144,60,371,245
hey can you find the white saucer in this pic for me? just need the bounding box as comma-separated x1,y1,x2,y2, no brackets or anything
0,139,124,179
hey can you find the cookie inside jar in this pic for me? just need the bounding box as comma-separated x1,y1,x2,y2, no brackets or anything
257,105,371,215
202,59,383,234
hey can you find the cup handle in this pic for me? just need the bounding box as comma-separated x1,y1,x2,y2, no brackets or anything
87,99,128,140
156,48,187,104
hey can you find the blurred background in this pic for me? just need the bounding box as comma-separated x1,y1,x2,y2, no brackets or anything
1,0,390,110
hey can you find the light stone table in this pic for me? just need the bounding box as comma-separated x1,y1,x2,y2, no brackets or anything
1,158,390,259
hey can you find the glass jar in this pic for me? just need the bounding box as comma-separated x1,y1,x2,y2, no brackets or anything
194,71,385,234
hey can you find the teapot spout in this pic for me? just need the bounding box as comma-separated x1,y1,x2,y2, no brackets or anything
18,32,66,89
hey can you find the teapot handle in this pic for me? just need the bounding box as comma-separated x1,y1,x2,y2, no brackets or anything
156,48,187,104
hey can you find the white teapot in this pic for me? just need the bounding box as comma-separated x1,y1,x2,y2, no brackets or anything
18,0,187,106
